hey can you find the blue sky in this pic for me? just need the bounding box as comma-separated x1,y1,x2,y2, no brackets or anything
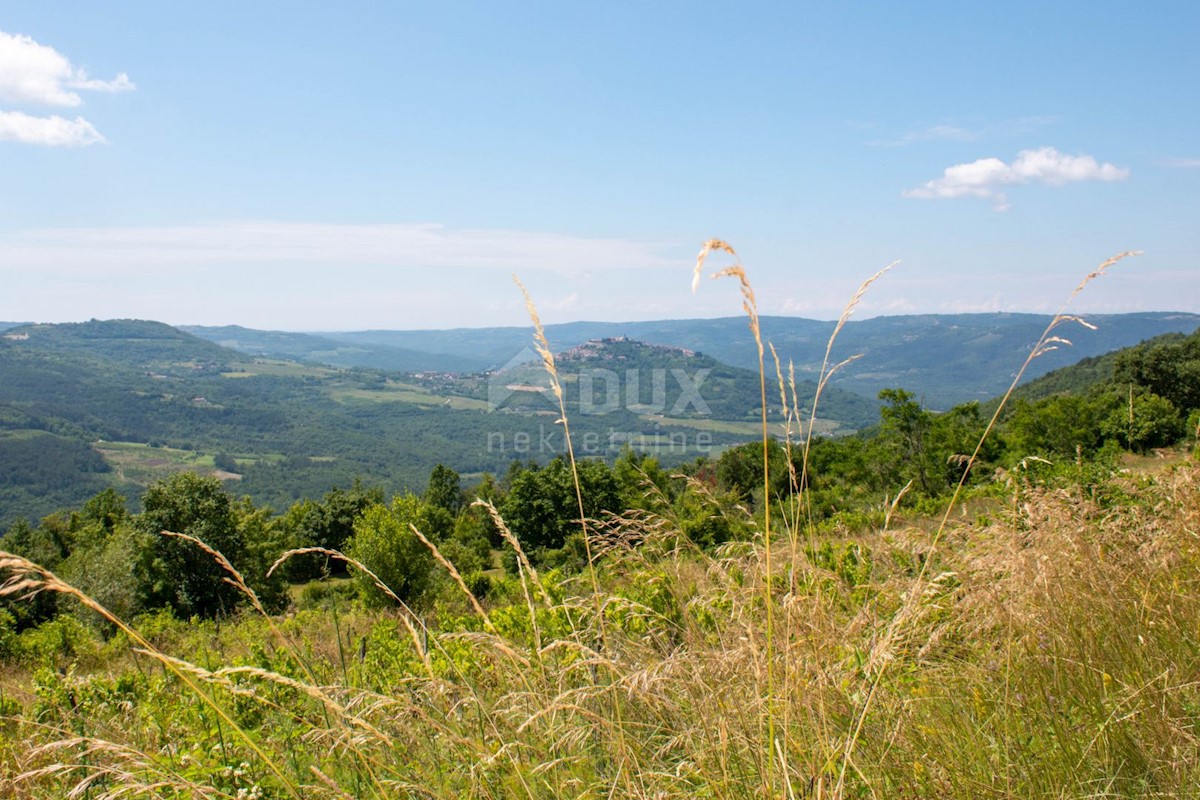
1,1,1197,329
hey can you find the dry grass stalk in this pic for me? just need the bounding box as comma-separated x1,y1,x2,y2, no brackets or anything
692,239,738,293
833,249,1140,796
474,498,547,653
512,274,637,792
798,262,897,537
691,241,778,795
407,523,494,632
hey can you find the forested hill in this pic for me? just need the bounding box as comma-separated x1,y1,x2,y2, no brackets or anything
428,336,880,429
5,319,251,372
1,322,861,529
186,312,1200,409
1000,327,1200,409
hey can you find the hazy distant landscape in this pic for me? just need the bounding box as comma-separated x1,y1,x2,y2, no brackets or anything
186,311,1200,407
2,311,1197,529
4,5,1200,798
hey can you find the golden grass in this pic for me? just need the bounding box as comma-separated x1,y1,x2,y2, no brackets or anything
5,456,1200,797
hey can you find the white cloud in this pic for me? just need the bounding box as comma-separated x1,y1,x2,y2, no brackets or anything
1161,157,1200,169
903,146,1129,211
0,31,133,147
0,31,135,106
69,73,135,94
0,110,105,146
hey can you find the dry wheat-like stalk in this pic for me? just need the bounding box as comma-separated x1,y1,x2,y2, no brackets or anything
16,734,228,799
797,262,897,533
510,273,634,793
512,275,564,404
693,239,738,294
833,249,1140,797
408,523,494,632
690,240,777,795
473,499,547,653
510,276,605,613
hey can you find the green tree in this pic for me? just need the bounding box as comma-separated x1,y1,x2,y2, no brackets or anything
926,402,997,489
1113,332,1200,413
60,521,144,628
878,388,934,495
613,447,671,511
277,482,383,581
500,457,620,559
80,487,128,534
441,512,493,576
0,518,59,630
1004,393,1116,460
714,440,788,507
233,498,290,613
464,472,503,548
134,472,244,619
424,464,463,515
672,483,748,549
213,452,239,473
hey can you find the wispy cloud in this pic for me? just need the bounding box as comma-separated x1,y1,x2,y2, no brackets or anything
0,110,105,146
0,222,685,328
539,292,579,312
1161,157,1200,169
869,116,1058,147
869,124,977,147
0,221,678,273
0,31,133,146
903,146,1129,211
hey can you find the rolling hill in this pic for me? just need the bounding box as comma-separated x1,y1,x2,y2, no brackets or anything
2,321,847,529
999,327,1200,408
186,312,1200,409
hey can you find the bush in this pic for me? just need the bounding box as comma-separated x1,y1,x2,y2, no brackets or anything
1100,390,1183,453
17,615,99,667
346,496,435,607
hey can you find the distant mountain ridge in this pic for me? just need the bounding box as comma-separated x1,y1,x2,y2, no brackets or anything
6,313,1200,530
187,312,1200,408
11,319,248,372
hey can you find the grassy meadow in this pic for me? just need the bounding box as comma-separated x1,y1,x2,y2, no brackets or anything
4,247,1200,798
